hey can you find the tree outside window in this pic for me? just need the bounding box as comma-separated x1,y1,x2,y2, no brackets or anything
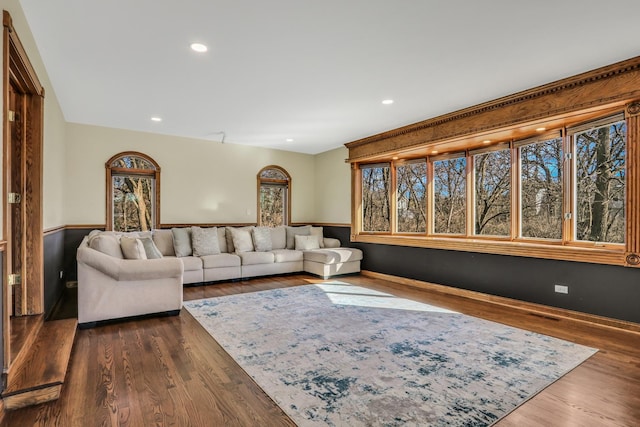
520,137,563,239
433,157,466,234
474,148,511,236
397,161,427,233
362,163,391,232
106,152,160,231
575,120,626,244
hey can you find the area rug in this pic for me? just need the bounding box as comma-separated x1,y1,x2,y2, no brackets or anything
184,282,597,426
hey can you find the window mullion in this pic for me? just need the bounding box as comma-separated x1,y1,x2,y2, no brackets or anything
466,152,475,237
511,142,520,240
563,129,575,242
426,159,434,236
391,161,398,234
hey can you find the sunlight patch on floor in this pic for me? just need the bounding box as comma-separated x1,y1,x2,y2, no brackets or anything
314,281,458,314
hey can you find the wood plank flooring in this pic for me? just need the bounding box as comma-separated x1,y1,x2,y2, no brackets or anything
2,274,639,426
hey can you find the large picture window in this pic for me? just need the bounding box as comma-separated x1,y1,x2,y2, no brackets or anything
106,152,160,231
355,110,632,266
258,166,290,227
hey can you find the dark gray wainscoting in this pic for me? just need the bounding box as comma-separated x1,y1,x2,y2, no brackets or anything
322,226,640,324
44,229,65,317
44,227,96,318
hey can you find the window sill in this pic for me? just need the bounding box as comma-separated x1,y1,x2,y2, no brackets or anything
351,233,631,267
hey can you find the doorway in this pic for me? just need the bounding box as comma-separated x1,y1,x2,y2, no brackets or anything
2,10,45,384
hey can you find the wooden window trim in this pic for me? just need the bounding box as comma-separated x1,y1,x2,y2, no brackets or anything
105,151,161,231
347,55,640,267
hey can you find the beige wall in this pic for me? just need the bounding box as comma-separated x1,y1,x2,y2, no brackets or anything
2,1,68,235
314,146,351,224
4,2,353,231
65,123,317,226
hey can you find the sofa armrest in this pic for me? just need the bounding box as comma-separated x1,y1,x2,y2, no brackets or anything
78,246,184,281
323,238,341,248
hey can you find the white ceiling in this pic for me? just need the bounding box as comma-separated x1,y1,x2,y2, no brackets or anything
19,0,640,154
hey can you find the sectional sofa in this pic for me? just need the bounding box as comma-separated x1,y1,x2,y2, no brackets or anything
77,225,363,325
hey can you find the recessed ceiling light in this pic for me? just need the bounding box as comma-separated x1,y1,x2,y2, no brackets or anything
190,43,208,53
536,127,546,132
151,117,162,122
286,138,294,142
483,139,492,144
382,99,394,105
431,150,438,154
392,156,399,160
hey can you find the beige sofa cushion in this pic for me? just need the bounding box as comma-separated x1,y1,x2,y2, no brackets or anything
171,228,193,257
152,230,175,256
230,227,254,252
179,256,203,271
191,226,221,256
121,237,148,260
303,248,363,264
270,226,287,250
225,226,253,252
310,226,325,248
89,234,124,259
139,236,163,259
295,235,321,251
252,227,273,252
239,252,274,265
271,249,303,263
286,226,311,249
201,253,241,268
217,227,228,253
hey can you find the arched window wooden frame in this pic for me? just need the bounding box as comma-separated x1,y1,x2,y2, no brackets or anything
106,151,161,231
257,165,291,226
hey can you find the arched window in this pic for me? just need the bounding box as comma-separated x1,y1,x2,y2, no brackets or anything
106,152,160,231
257,166,291,227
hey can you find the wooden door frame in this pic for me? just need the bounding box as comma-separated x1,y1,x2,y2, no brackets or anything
2,10,44,373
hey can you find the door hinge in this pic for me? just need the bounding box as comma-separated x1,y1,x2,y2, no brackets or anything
8,110,16,122
8,193,21,204
8,274,21,286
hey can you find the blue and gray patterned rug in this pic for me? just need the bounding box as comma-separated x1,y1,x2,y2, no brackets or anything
185,282,597,426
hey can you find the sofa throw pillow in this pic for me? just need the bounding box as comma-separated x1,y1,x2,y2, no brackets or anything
295,234,321,251
152,229,175,256
286,225,311,249
229,227,255,253
89,234,124,259
252,227,273,252
120,237,148,260
171,227,193,257
139,236,163,259
191,226,221,256
310,226,325,248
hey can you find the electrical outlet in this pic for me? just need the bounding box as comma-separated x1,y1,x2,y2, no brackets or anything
554,284,569,294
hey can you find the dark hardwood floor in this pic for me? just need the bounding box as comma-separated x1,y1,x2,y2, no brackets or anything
2,274,639,426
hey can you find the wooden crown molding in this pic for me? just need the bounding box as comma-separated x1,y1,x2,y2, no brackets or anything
346,55,640,161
